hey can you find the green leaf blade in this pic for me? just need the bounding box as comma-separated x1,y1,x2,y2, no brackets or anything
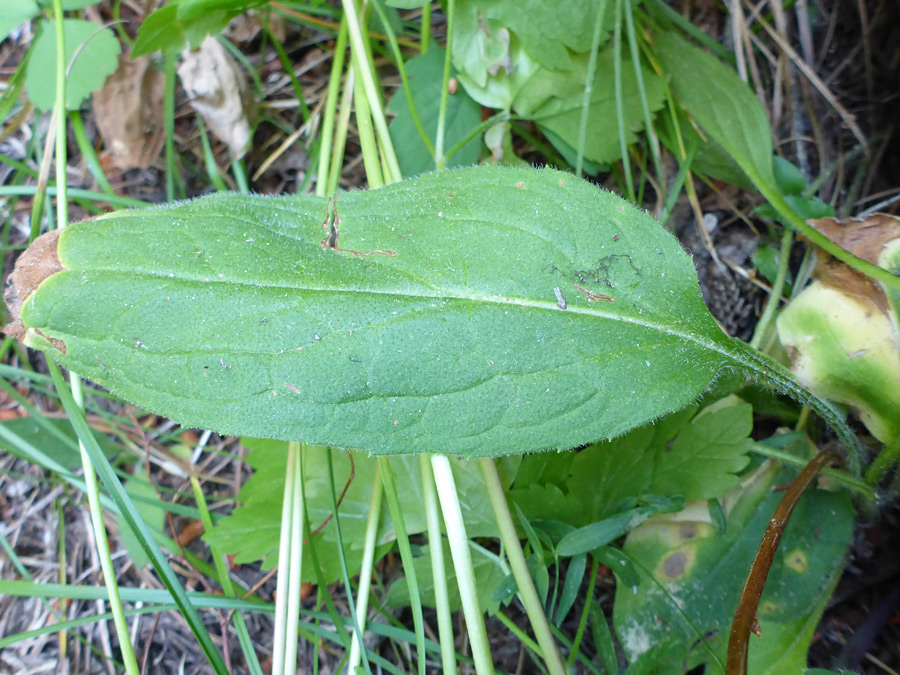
25,18,121,111
20,167,745,457
654,32,776,190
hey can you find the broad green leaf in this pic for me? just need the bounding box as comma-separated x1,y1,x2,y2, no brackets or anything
656,111,753,189
11,166,856,459
0,0,39,43
511,398,753,528
25,19,121,111
653,31,776,191
613,461,854,673
513,48,665,165
387,46,483,177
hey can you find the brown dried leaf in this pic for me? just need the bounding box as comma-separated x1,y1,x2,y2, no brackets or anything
810,213,900,266
92,50,165,170
3,229,66,352
808,214,900,312
178,36,252,158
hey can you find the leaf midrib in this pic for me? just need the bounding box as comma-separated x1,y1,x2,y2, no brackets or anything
50,266,731,364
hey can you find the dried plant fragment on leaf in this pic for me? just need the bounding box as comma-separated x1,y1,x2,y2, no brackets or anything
92,50,165,170
777,214,900,445
178,36,253,158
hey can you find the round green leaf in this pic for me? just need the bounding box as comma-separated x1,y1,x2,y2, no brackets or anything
25,18,121,111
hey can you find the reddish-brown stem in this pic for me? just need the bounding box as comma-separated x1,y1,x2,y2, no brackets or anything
725,450,841,675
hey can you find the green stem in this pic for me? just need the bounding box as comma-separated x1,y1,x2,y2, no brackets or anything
576,0,608,178
624,0,663,182
341,0,402,182
420,1,430,54
433,0,455,170
749,443,874,498
371,0,435,157
327,65,355,194
759,183,900,295
0,185,148,208
750,225,792,349
865,438,900,486
46,361,229,674
73,377,141,675
52,3,137,672
419,455,457,675
316,17,348,196
430,455,494,675
69,111,115,195
163,54,182,201
271,444,298,675
353,61,385,188
380,458,426,675
567,556,599,669
281,442,306,675
326,450,372,675
347,460,384,672
190,476,263,675
612,0,634,201
479,458,566,675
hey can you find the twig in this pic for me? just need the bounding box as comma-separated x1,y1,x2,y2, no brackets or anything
726,451,841,674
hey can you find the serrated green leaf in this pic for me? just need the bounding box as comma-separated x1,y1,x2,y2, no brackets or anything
0,0,39,43
387,46,482,177
654,31,776,191
25,19,121,111
132,6,185,57
613,461,854,673
14,166,855,459
511,398,753,528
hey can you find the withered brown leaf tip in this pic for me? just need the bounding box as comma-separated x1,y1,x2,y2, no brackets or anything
4,229,64,343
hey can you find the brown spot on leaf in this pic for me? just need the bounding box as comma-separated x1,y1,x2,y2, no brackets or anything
662,551,687,579
4,230,64,344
